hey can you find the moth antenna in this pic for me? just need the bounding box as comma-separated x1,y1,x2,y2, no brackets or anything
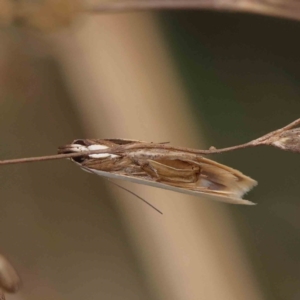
107,179,163,215
80,165,163,214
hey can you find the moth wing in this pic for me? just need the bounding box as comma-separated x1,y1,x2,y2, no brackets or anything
143,156,256,200
83,168,255,205
190,157,257,198
144,160,200,183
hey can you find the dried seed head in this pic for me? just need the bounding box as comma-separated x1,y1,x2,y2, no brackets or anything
266,128,300,153
0,254,21,293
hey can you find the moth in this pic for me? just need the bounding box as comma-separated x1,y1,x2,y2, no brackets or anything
58,139,257,205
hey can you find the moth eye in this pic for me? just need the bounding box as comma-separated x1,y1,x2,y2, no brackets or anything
73,156,85,163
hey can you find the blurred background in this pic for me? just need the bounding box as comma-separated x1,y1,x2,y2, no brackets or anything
0,1,300,299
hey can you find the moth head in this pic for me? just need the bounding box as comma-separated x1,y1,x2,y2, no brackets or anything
58,140,119,163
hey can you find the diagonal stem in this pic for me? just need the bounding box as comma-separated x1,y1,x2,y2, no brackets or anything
0,118,299,166
83,0,300,22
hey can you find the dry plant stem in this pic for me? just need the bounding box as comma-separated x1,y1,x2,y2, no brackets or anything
84,0,300,22
0,118,299,166
84,0,233,13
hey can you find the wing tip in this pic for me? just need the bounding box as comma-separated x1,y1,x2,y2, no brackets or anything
241,199,257,206
218,197,257,205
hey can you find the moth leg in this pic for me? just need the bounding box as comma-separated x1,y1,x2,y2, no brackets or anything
82,156,132,171
130,172,149,176
141,160,200,183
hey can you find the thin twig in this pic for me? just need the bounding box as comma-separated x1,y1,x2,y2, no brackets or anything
0,118,299,166
0,151,107,165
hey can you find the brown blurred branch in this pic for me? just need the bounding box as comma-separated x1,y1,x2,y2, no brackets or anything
0,254,21,299
84,0,300,22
